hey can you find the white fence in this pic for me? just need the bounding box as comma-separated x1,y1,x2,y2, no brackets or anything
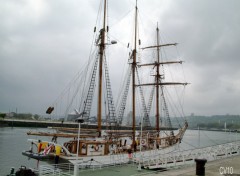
39,153,129,176
133,141,240,169
39,141,240,175
40,163,74,176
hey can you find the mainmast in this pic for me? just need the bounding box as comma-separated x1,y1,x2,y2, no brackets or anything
131,0,138,151
156,25,160,134
97,0,107,137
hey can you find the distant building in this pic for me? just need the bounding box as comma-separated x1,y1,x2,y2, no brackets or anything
6,112,16,118
67,111,80,121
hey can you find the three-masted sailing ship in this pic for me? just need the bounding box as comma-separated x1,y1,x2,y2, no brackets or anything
22,0,188,166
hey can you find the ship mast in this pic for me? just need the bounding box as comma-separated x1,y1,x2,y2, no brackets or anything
97,0,107,137
156,24,160,134
138,25,188,135
131,0,138,151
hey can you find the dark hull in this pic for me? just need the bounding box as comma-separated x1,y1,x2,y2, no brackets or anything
22,151,54,160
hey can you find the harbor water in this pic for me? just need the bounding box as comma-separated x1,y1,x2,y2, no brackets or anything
0,127,239,175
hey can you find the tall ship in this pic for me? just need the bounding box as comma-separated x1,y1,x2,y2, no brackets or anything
23,0,188,167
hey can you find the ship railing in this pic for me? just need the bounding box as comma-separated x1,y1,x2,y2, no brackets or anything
39,153,130,175
39,163,74,176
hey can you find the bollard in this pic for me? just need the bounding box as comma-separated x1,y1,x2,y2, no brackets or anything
195,159,207,175
74,164,79,176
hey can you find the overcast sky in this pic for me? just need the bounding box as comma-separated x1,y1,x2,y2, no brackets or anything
1,0,240,116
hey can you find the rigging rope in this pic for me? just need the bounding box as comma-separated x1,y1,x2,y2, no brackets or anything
164,87,185,128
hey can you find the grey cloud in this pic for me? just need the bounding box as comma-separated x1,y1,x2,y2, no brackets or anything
1,0,240,117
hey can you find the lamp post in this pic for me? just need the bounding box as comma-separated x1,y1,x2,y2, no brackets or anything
138,115,143,171
74,118,84,176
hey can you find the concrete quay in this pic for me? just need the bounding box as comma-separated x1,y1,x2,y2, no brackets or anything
147,155,240,176
37,155,240,176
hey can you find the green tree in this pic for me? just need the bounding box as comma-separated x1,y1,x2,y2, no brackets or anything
0,113,6,119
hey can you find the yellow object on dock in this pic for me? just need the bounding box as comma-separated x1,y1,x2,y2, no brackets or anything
55,145,61,156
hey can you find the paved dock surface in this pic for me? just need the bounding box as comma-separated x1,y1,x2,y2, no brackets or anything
146,155,240,176
79,155,240,176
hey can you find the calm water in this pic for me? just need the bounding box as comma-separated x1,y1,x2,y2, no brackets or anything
0,127,239,175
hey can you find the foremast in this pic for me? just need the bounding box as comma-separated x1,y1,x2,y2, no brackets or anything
97,0,107,137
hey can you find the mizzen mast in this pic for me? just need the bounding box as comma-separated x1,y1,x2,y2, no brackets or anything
138,24,188,134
